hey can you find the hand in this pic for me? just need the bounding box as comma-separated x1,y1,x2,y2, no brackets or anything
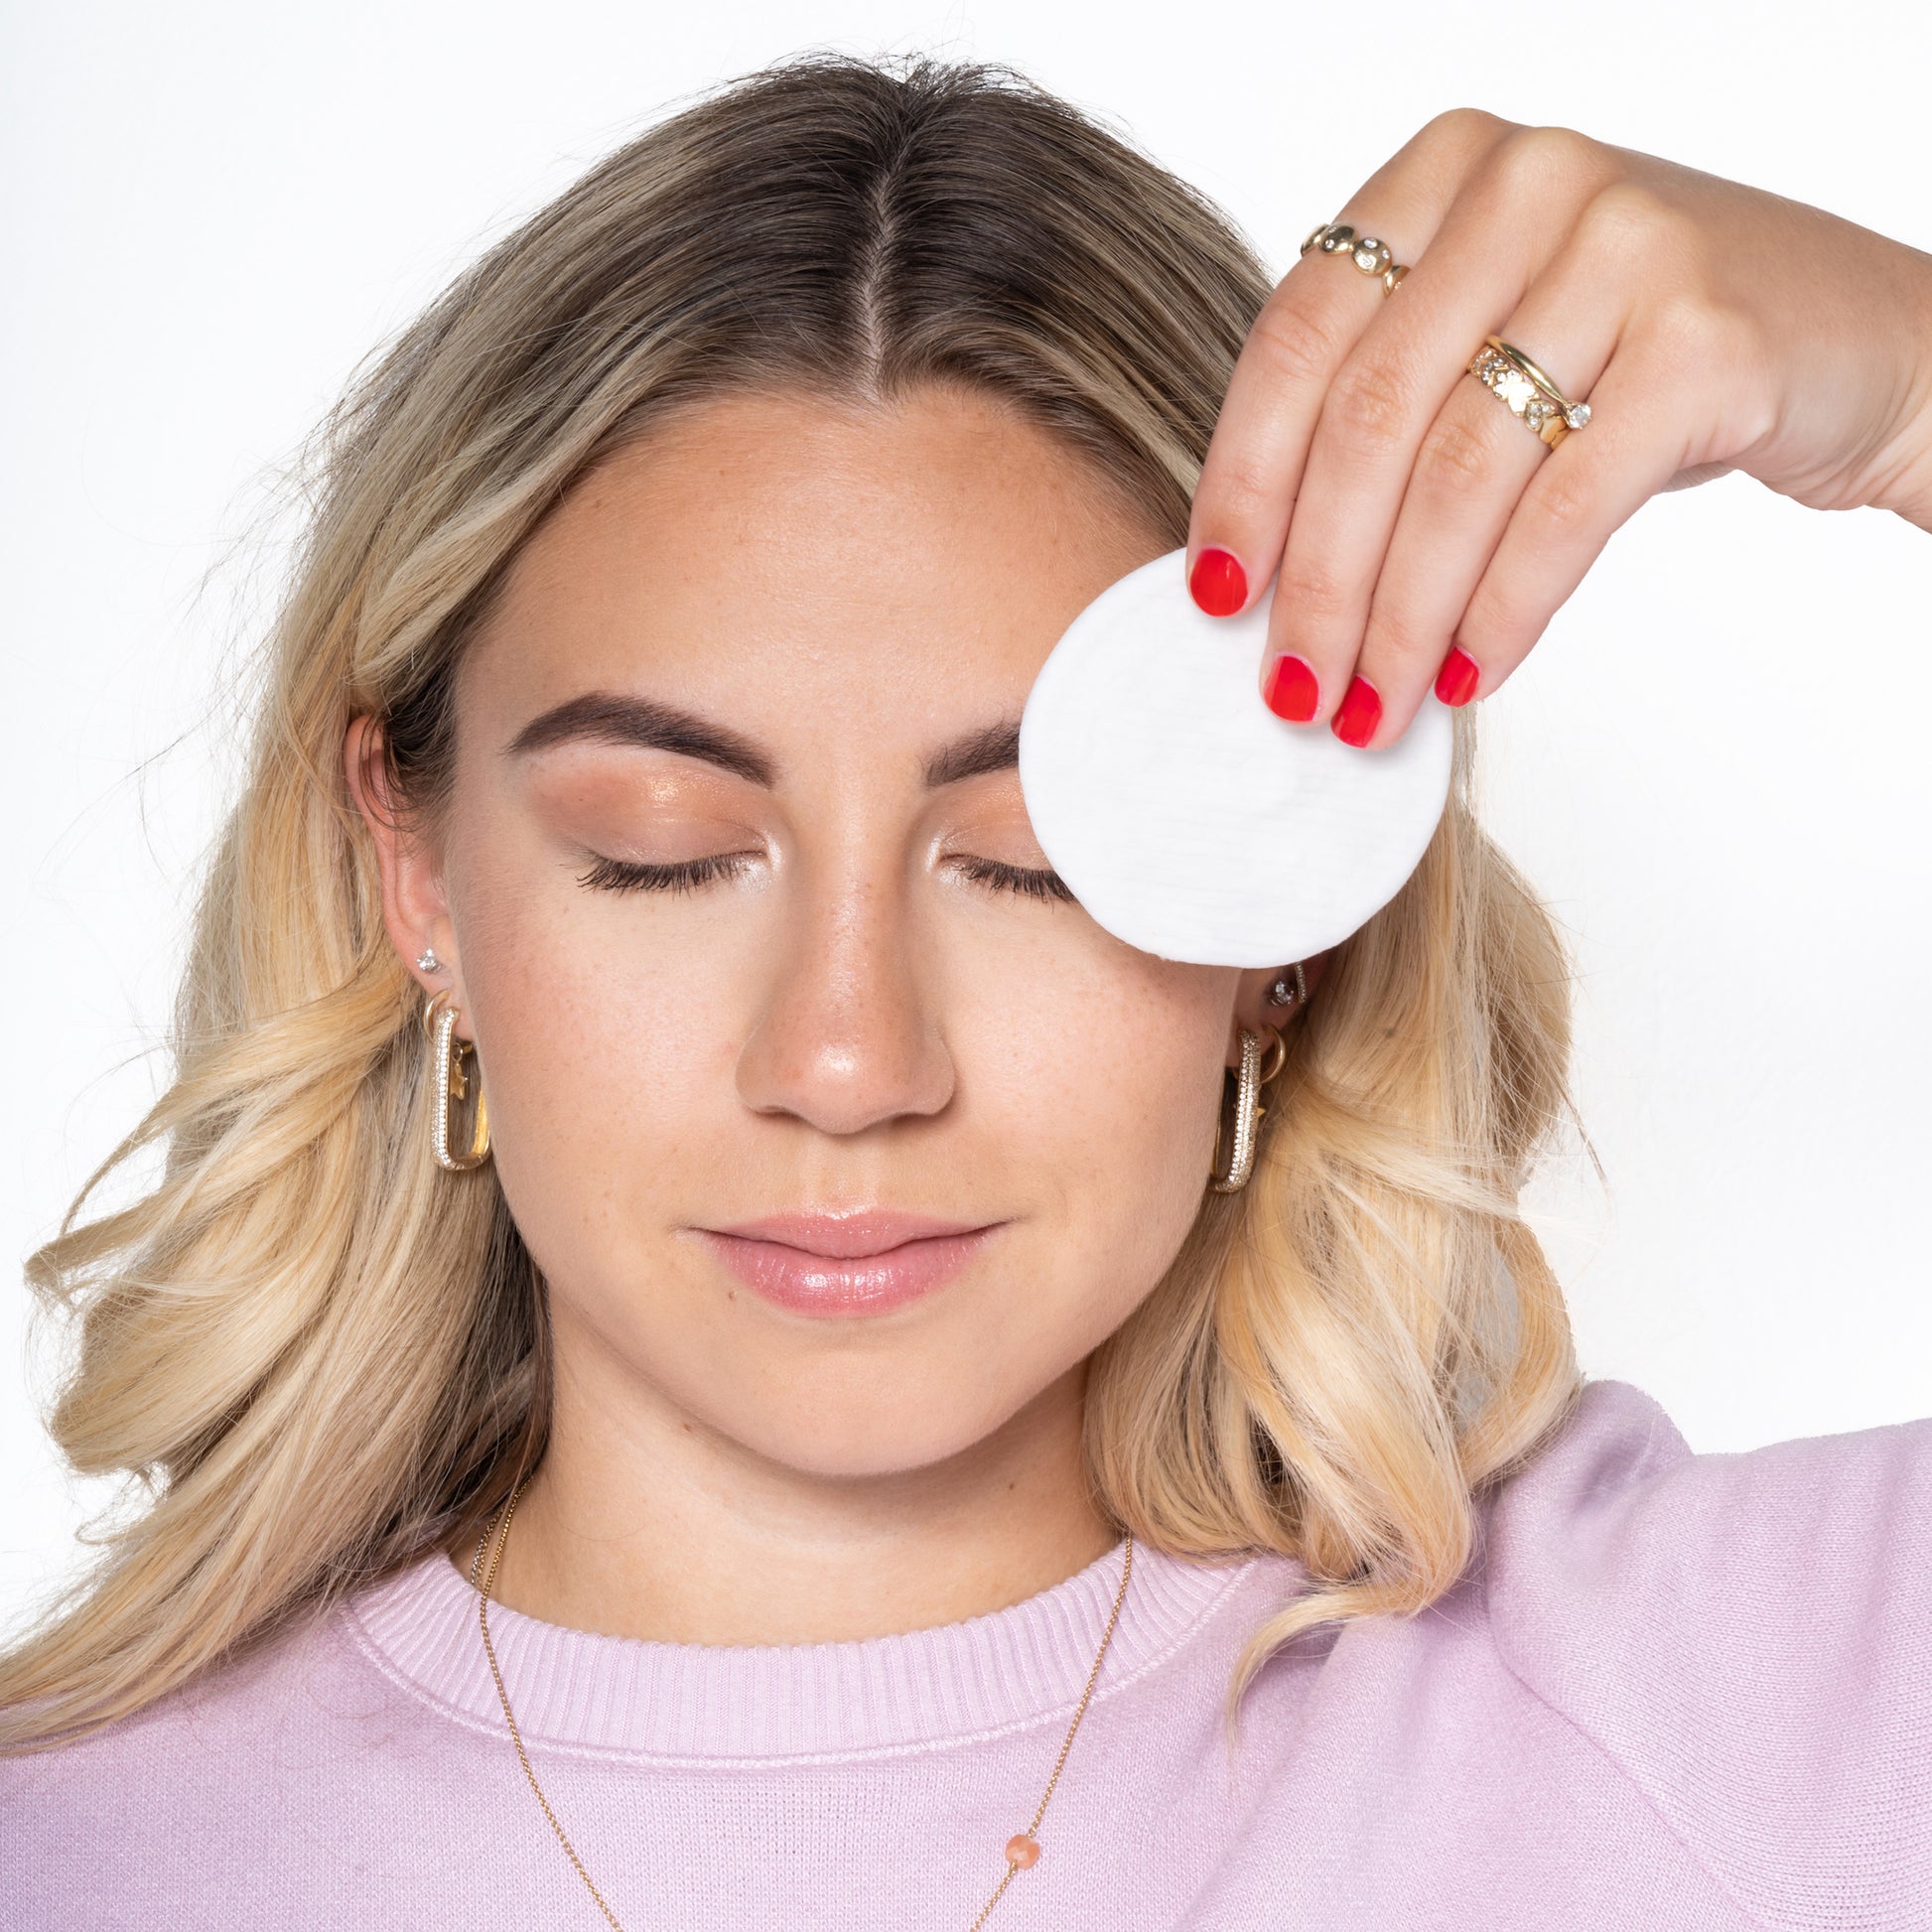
1185,109,1932,751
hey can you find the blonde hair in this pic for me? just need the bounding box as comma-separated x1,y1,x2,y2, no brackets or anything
2,52,1587,1753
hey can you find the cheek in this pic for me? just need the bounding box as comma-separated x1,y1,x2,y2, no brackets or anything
952,930,1231,1304
441,819,743,1270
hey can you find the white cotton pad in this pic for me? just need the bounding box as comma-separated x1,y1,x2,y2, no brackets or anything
1018,545,1453,968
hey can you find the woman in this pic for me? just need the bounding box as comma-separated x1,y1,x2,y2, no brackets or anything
3,51,1928,1929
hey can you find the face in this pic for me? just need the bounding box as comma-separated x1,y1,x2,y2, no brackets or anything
358,383,1290,1480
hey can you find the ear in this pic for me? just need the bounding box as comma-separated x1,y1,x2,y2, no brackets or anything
343,714,466,1027
1225,952,1331,1067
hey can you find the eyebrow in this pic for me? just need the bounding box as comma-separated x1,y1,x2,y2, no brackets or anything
920,717,1022,789
505,693,775,785
504,691,1024,791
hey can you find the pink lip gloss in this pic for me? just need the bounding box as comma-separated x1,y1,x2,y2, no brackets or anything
693,1214,1005,1317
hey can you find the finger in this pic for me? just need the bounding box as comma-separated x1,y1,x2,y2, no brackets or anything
1421,186,1727,717
1351,232,1636,748
1452,332,1704,705
1262,126,1624,741
1185,108,1511,623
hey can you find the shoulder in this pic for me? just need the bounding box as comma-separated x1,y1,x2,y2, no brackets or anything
1480,1377,1932,1924
1482,1376,1932,1673
1,1590,432,1898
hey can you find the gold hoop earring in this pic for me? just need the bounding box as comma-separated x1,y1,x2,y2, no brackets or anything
1208,1024,1287,1194
422,988,491,1172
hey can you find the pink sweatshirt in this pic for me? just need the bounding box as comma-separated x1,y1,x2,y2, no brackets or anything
5,1376,1930,1929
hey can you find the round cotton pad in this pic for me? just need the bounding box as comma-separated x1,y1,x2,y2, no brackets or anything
1018,546,1453,968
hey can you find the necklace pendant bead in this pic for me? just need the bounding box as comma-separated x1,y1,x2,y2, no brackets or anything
1005,1834,1041,1869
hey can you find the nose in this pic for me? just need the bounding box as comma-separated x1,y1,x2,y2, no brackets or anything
734,855,955,1138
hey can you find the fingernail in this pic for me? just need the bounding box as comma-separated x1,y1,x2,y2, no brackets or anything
1331,674,1382,748
1188,546,1248,617
1263,653,1319,723
1435,644,1480,707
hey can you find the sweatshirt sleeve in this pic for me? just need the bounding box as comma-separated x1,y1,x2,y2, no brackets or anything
1479,1376,1932,1930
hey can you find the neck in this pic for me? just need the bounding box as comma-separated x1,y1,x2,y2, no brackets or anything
455,1325,1118,1648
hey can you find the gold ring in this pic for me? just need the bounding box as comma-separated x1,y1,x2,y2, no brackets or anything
1301,220,1411,296
1486,337,1580,414
1467,337,1591,447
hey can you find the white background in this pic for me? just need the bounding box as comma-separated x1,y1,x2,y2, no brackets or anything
5,0,1928,1632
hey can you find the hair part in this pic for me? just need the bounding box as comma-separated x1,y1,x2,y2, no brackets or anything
2,49,1587,1753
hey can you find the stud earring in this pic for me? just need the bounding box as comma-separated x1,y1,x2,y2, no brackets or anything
1266,961,1308,1011
417,946,444,974
422,988,490,1172
1208,1024,1287,1193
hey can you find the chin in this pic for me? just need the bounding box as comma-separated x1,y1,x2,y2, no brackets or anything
705,1355,1055,1482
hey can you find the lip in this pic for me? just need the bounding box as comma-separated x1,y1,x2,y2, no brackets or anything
695,1210,1004,1317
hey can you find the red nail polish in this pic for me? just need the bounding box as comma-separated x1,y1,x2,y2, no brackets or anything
1435,644,1480,707
1189,546,1248,617
1332,674,1382,748
1263,653,1319,723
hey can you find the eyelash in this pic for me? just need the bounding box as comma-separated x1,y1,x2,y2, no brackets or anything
946,855,1076,904
577,853,754,895
576,851,1073,904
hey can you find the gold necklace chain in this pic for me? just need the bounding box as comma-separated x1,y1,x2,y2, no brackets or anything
469,1478,1134,1930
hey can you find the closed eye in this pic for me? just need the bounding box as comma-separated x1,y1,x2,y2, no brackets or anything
947,855,1075,904
577,852,757,895
576,850,1074,904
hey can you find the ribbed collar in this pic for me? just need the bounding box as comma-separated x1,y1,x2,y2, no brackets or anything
343,1533,1277,1762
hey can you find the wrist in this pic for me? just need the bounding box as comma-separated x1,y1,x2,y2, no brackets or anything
1868,245,1932,533
1878,433,1932,535
1872,399,1932,533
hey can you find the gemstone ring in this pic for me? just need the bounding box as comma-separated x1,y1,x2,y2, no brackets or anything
1468,335,1593,448
1300,220,1410,296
